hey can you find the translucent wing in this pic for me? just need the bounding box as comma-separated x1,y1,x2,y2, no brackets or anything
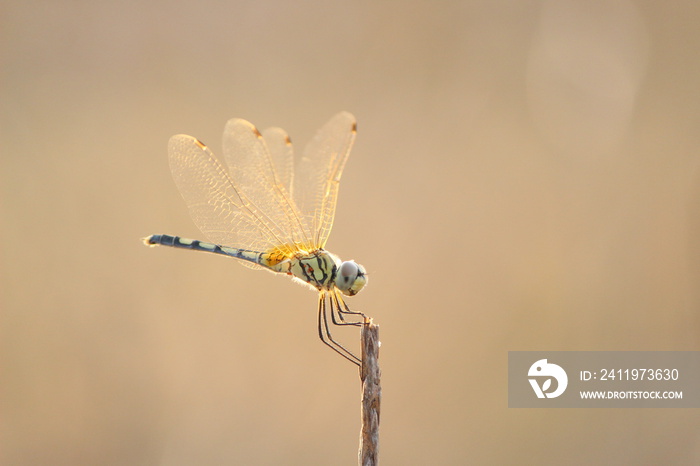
168,134,296,256
294,112,357,249
222,119,311,252
261,126,294,197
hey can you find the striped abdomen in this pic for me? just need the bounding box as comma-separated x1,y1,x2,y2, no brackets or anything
143,234,291,272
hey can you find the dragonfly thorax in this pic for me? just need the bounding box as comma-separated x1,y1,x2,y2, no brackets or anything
289,249,367,296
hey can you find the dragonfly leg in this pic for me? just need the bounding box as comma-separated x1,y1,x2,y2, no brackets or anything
329,293,350,325
331,291,366,326
317,294,361,366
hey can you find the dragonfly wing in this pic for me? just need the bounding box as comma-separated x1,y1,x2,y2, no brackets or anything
293,112,357,249
168,135,286,255
222,119,312,252
261,126,294,198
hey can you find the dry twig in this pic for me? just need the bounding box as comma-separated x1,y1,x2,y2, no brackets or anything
359,320,381,466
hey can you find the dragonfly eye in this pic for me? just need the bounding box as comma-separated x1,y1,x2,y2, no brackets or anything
336,260,367,296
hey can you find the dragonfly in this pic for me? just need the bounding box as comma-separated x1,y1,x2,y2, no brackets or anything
144,112,368,365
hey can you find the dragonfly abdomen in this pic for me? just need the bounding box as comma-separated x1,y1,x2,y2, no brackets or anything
144,234,267,268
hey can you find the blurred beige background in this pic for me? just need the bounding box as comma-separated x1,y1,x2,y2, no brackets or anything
2,1,700,464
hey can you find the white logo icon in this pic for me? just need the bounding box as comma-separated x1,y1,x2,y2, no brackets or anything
528,359,568,398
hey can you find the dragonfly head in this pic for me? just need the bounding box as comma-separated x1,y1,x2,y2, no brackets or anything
335,260,367,296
